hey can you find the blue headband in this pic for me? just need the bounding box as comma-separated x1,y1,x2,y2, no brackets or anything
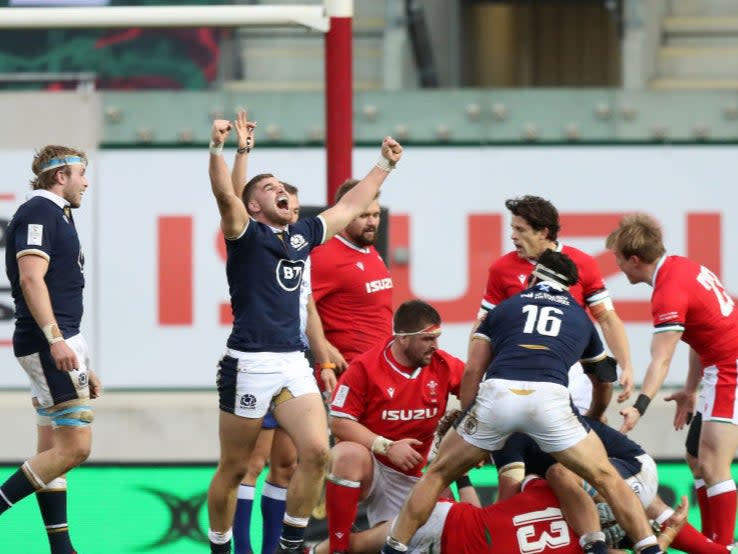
39,156,86,173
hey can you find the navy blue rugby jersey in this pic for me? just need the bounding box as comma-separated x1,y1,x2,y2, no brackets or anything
475,281,606,386
493,416,645,478
6,190,85,356
225,216,325,352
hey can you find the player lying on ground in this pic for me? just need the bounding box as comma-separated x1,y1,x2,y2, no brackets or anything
306,475,689,554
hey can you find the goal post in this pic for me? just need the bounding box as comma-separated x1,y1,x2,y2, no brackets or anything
0,0,354,202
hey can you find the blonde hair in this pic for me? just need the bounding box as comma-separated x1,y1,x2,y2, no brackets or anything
605,213,665,263
31,145,87,190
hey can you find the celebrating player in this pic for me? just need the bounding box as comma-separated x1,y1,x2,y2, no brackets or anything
205,112,403,554
310,178,393,372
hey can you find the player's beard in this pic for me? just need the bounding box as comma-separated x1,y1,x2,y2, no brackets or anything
349,227,377,247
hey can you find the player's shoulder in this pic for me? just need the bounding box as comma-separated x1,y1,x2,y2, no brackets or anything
490,250,526,271
654,255,698,287
310,234,343,258
560,244,597,266
431,349,464,369
662,255,695,274
17,195,57,216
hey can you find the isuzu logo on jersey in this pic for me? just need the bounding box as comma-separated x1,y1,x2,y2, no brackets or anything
381,407,438,421
276,259,305,291
365,277,393,294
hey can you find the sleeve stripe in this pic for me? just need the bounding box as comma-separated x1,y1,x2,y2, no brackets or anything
316,215,328,245
17,249,50,262
328,410,357,421
481,299,496,310
472,333,492,342
585,289,610,304
654,324,684,334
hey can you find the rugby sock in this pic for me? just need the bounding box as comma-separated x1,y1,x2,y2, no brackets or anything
662,519,727,553
326,475,361,552
277,514,309,551
0,462,44,514
706,480,737,545
696,479,713,537
208,528,232,554
579,531,607,554
36,477,75,554
233,484,255,554
260,481,287,554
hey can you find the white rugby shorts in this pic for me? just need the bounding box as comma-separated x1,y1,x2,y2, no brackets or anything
456,378,588,453
217,349,319,418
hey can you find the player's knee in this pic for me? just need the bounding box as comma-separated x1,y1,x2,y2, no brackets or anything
57,442,91,469
299,442,331,474
270,453,297,485
268,459,297,487
696,457,724,483
545,463,575,485
330,441,368,468
246,453,268,480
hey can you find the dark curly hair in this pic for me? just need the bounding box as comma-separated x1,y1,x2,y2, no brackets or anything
505,195,560,241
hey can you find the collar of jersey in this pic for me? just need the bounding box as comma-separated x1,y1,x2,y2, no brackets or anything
336,234,370,254
26,189,69,210
522,242,564,265
266,223,289,234
650,254,668,287
383,340,423,379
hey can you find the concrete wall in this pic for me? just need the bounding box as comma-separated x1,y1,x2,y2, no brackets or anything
0,389,694,462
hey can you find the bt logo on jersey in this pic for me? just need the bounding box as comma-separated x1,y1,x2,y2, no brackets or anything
276,259,305,292
381,408,438,421
365,277,393,294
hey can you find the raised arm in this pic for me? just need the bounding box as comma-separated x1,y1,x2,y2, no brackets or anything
209,119,249,238
230,109,256,200
320,136,403,239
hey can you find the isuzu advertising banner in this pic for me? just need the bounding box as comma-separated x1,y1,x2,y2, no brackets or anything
1,145,735,387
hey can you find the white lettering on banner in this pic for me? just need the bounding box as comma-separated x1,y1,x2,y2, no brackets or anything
381,408,438,421
3,146,738,388
365,277,393,294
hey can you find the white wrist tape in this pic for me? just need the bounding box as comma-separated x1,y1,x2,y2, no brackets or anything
375,156,396,172
42,323,64,345
371,435,394,455
209,142,224,156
